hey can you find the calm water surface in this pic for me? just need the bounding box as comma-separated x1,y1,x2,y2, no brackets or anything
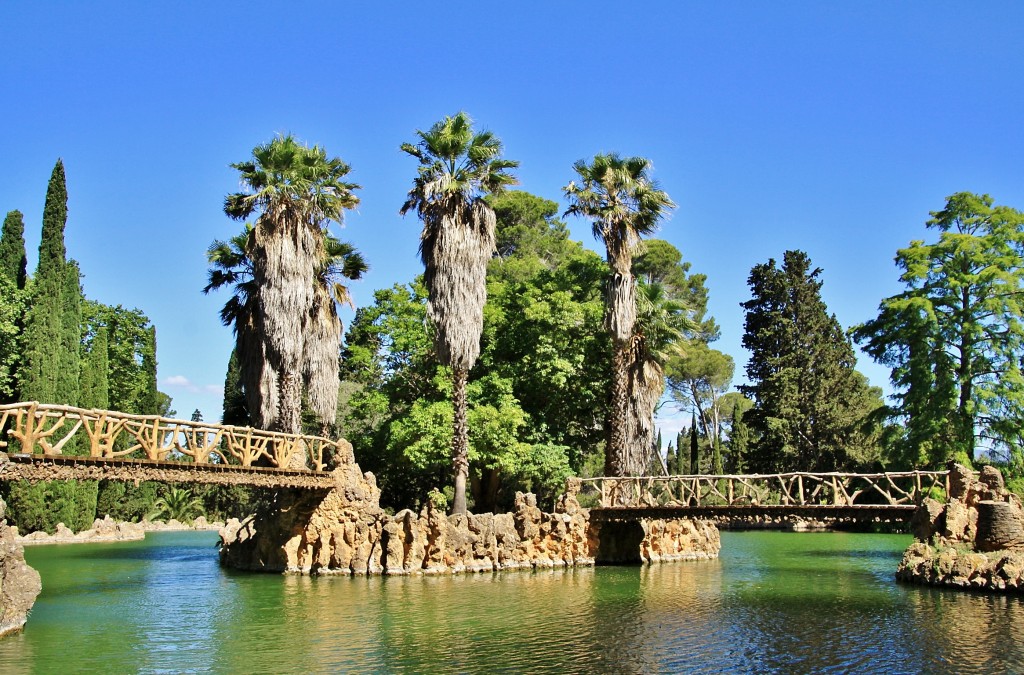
1,530,1022,673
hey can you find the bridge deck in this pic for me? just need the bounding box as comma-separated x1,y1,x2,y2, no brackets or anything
591,504,918,523
0,452,337,490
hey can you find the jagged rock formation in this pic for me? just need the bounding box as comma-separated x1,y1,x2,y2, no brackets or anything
0,496,42,637
897,463,1024,592
219,474,721,574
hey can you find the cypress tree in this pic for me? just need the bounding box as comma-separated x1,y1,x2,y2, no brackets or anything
666,441,676,474
675,430,685,474
80,325,110,409
20,159,82,407
729,405,750,474
222,347,250,426
0,210,28,290
689,413,699,474
6,160,96,533
0,212,27,403
140,325,159,415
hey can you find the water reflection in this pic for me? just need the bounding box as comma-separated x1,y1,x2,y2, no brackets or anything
4,530,1024,673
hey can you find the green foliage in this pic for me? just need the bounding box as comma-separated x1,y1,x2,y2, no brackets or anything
20,160,83,409
0,210,28,291
148,486,206,522
95,481,160,521
0,274,25,402
81,302,162,415
2,480,98,533
426,487,448,510
741,250,881,473
79,324,110,409
221,348,250,426
343,190,615,511
854,192,1024,468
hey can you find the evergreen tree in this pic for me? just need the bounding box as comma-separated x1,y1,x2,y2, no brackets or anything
0,211,28,403
729,404,750,474
854,193,1024,468
79,325,110,409
0,210,28,290
20,159,82,407
666,441,677,474
222,348,250,426
689,414,699,474
740,250,882,473
140,326,159,414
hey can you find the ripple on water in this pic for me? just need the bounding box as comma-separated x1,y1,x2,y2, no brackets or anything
5,530,1024,674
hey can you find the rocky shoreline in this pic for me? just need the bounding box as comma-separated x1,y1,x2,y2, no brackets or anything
219,472,721,575
15,515,224,546
897,463,1024,593
0,498,40,637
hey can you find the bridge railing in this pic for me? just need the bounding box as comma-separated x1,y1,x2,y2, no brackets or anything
0,402,350,472
579,470,950,509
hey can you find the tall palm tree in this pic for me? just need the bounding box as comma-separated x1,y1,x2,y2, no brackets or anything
400,112,518,514
205,224,366,435
221,135,361,435
626,281,691,475
564,154,675,476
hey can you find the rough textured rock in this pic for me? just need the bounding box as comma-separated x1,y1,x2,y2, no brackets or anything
220,474,721,575
898,462,1024,593
0,497,42,637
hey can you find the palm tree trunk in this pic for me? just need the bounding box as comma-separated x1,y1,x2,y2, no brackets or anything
451,366,470,514
606,345,631,477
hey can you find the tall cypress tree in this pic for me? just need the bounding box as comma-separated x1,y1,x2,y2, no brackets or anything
222,348,250,427
20,159,82,407
140,326,159,415
0,210,28,290
729,405,750,474
0,211,28,403
689,413,699,474
7,161,95,533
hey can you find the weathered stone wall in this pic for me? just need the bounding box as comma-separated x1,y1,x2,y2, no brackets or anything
219,477,721,575
897,463,1024,592
0,497,41,637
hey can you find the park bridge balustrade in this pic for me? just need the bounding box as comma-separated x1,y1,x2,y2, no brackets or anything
0,402,345,489
581,471,950,524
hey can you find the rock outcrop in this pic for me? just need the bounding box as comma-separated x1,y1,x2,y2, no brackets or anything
220,473,721,575
897,462,1024,592
0,497,42,637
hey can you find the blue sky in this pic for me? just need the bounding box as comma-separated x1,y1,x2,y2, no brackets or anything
3,2,1023,439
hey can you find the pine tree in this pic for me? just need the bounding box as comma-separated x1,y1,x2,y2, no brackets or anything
741,250,882,473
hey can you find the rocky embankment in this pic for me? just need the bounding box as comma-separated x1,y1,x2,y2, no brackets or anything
16,515,223,546
0,497,41,637
898,463,1024,592
219,468,721,575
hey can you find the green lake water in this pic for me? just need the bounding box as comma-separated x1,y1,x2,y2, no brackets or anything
1,530,1023,673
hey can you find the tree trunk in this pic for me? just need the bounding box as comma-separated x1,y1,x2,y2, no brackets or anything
451,366,470,514
606,346,630,476
277,371,302,436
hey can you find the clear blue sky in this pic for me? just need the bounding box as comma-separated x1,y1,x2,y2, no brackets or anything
3,2,1023,440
